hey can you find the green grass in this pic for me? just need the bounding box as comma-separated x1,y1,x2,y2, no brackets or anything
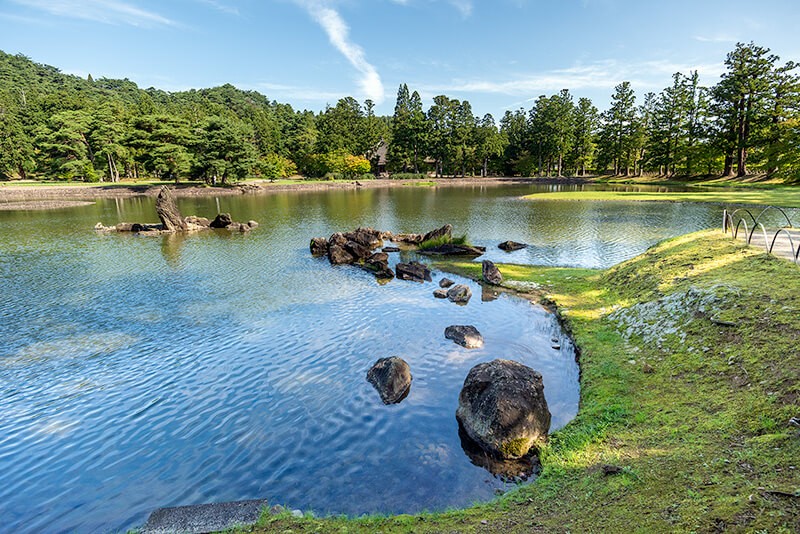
234,230,800,533
524,187,800,208
417,233,469,250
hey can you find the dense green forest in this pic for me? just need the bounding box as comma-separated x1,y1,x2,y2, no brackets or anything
0,42,797,183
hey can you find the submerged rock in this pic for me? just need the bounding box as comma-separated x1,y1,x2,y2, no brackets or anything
456,359,551,459
446,284,472,304
367,356,412,405
396,261,432,282
482,260,503,285
445,325,484,349
498,241,527,252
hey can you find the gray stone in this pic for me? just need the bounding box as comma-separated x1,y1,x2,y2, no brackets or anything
439,278,455,288
456,359,551,459
421,224,453,243
482,260,503,285
142,498,269,534
445,325,484,349
396,261,432,282
382,246,401,253
367,356,412,405
498,240,527,252
446,284,472,304
433,289,448,299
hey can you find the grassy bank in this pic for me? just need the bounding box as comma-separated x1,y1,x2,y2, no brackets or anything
524,187,800,209
245,231,799,532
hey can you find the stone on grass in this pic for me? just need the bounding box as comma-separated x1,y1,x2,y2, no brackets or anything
482,260,503,285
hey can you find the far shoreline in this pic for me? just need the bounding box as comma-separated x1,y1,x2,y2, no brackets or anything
0,176,590,202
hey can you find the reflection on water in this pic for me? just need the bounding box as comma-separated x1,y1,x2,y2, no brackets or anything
0,184,723,533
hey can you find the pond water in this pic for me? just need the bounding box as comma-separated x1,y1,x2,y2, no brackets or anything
0,184,721,533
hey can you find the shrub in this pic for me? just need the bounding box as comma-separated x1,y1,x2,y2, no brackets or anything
418,233,469,250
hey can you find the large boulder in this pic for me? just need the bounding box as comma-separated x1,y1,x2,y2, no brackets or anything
310,237,328,256
328,245,355,265
445,325,484,349
446,284,472,304
367,357,412,404
498,241,527,252
456,359,551,459
396,261,432,282
482,260,503,285
155,186,187,231
210,213,233,229
328,232,348,248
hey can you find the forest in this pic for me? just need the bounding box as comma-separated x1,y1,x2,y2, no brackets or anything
0,42,797,183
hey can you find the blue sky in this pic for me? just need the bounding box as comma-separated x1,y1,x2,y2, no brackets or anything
1,0,798,116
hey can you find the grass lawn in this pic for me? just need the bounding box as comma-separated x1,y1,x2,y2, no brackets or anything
241,230,800,532
524,188,800,209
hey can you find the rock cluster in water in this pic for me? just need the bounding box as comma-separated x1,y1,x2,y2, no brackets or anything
95,186,257,235
312,224,553,463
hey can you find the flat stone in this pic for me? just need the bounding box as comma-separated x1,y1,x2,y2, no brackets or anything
142,498,269,534
445,325,484,348
439,278,455,288
433,289,448,299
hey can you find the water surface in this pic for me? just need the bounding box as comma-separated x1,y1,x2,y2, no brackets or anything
0,184,721,532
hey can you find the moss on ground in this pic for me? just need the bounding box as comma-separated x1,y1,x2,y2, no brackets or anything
240,230,799,533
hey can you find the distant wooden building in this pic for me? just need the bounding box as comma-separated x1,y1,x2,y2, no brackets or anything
367,141,388,176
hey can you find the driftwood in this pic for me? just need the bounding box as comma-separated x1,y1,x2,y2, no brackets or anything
155,186,187,231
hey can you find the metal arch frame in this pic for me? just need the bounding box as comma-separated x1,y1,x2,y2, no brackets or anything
723,206,800,265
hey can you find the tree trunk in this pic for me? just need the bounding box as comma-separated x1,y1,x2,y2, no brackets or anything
735,96,747,177
723,151,734,177
557,154,563,177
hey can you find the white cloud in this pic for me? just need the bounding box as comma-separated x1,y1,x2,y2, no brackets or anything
252,82,346,103
420,59,726,97
10,0,174,26
294,1,385,104
447,0,472,17
694,34,737,43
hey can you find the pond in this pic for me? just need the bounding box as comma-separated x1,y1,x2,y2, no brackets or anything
0,184,721,533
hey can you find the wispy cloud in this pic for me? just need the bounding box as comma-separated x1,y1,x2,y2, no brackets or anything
293,1,385,104
447,0,472,17
10,0,174,27
196,0,239,15
694,34,737,43
420,59,726,97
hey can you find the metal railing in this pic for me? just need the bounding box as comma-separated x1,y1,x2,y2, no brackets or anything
723,206,799,264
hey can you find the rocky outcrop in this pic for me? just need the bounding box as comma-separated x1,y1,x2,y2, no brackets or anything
482,260,503,285
446,284,472,304
367,357,412,405
396,261,432,282
155,186,187,231
95,187,255,234
456,359,551,459
498,241,527,252
444,325,484,348
363,252,394,279
421,224,452,243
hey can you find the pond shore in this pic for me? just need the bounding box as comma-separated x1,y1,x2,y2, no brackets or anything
0,176,591,203
242,230,799,533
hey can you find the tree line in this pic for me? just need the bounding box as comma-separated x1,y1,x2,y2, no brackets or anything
0,42,797,183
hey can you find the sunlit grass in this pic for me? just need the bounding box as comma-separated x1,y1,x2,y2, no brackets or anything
524,188,800,208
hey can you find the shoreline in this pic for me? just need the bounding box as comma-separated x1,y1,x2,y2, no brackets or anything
0,177,594,202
